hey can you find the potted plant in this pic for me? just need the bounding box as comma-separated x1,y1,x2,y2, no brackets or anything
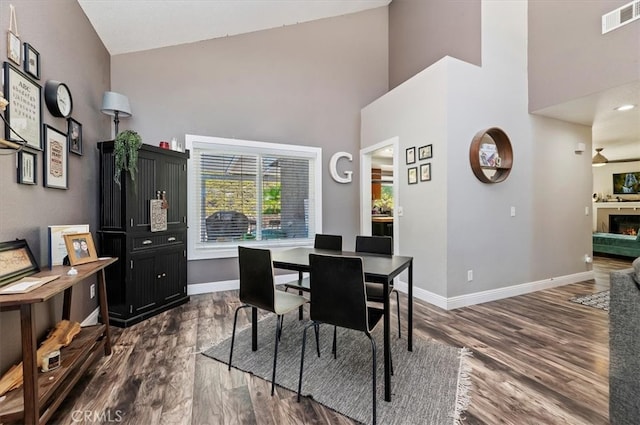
113,130,142,187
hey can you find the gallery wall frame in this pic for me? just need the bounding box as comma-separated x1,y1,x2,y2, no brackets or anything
3,61,43,150
418,144,432,160
420,163,431,181
7,31,21,65
406,146,416,165
23,42,40,79
43,124,68,189
67,117,82,155
408,167,418,184
17,150,37,185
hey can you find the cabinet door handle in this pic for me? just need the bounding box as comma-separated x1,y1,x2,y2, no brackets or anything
142,240,153,245
167,237,176,242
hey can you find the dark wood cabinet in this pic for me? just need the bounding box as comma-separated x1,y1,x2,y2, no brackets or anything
98,142,189,327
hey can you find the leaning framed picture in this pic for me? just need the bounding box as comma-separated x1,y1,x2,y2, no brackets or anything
0,239,39,287
408,167,418,185
23,42,40,79
418,144,432,160
406,147,416,165
63,232,98,266
67,118,82,155
420,163,432,182
3,62,43,150
43,124,68,189
17,150,37,185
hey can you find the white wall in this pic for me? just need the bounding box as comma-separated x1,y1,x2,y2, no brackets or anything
362,0,593,306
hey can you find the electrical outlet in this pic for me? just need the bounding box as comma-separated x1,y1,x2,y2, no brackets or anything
510,206,516,217
467,270,473,282
90,284,96,299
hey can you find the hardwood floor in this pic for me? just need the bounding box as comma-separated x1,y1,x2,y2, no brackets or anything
49,256,632,424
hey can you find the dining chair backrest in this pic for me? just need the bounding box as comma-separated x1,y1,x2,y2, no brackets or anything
355,235,393,256
309,254,369,332
314,234,342,251
238,246,275,312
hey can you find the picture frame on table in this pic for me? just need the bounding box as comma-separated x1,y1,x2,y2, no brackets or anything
63,232,98,266
420,163,431,182
0,239,39,287
408,167,418,185
43,124,68,190
418,144,432,160
67,118,82,155
23,42,40,79
17,150,37,185
48,224,90,266
7,31,21,65
406,146,416,165
3,61,43,150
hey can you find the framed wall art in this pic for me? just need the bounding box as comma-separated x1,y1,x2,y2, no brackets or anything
418,144,432,160
7,31,21,65
420,163,432,182
17,150,37,185
3,61,42,150
406,146,416,165
63,232,98,266
43,124,68,189
408,167,418,185
67,117,82,155
23,42,40,79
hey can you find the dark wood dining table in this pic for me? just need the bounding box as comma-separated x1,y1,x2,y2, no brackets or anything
258,246,414,402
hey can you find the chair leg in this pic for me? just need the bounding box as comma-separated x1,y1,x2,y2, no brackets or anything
314,323,320,357
395,290,401,339
366,333,377,425
271,314,283,396
278,315,284,341
332,325,337,359
298,321,317,402
228,304,250,371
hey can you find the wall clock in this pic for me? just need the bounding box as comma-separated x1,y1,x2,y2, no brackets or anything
44,80,73,118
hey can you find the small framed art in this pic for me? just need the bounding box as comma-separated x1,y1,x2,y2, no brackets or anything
43,124,68,189
420,163,431,182
0,239,39,287
17,150,37,185
408,167,418,185
23,42,40,79
419,144,432,160
7,31,21,65
67,118,82,155
63,232,98,266
406,147,416,165
3,62,42,150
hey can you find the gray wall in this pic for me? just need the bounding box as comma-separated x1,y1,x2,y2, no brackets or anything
110,8,389,285
388,0,481,89
528,0,640,111
0,0,110,370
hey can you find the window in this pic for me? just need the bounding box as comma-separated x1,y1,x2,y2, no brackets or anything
186,135,322,259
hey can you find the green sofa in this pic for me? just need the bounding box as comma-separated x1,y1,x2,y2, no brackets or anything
592,232,640,258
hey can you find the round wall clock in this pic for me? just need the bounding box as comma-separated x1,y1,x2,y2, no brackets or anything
44,80,73,118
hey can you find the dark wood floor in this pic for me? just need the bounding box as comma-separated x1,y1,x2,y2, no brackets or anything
49,256,632,425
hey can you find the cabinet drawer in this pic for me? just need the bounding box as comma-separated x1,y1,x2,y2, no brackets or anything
133,233,184,250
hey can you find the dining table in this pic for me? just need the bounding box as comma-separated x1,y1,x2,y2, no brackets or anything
256,246,413,402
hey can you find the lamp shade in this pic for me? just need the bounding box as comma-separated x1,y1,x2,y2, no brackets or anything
101,91,131,117
592,148,608,167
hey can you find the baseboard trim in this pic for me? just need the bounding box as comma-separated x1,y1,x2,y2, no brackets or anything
394,270,594,310
81,307,100,326
188,273,300,295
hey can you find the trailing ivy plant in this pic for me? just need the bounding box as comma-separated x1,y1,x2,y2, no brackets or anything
113,130,142,188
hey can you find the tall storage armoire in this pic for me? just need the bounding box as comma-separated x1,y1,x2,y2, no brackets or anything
98,141,189,327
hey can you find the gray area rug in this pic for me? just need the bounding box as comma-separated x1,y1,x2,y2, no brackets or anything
203,316,472,425
569,290,610,312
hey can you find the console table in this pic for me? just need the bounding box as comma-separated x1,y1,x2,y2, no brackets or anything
0,258,116,425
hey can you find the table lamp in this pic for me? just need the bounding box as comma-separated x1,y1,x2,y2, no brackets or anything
101,91,131,137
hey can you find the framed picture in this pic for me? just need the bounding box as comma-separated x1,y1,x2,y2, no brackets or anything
0,239,39,287
408,167,418,185
420,163,432,181
67,118,82,155
406,147,416,165
7,31,21,65
48,224,90,266
17,150,37,185
63,232,98,266
23,42,40,79
419,144,432,160
3,61,42,150
43,124,68,189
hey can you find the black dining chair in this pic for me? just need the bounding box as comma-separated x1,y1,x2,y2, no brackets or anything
297,253,384,425
356,235,401,338
283,233,342,294
228,246,308,396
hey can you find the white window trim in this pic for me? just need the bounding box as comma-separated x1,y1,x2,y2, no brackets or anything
185,134,323,259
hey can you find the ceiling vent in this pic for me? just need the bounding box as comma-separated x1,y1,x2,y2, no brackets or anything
602,0,640,33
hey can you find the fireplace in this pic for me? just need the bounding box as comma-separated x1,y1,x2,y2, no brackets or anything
609,215,640,235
